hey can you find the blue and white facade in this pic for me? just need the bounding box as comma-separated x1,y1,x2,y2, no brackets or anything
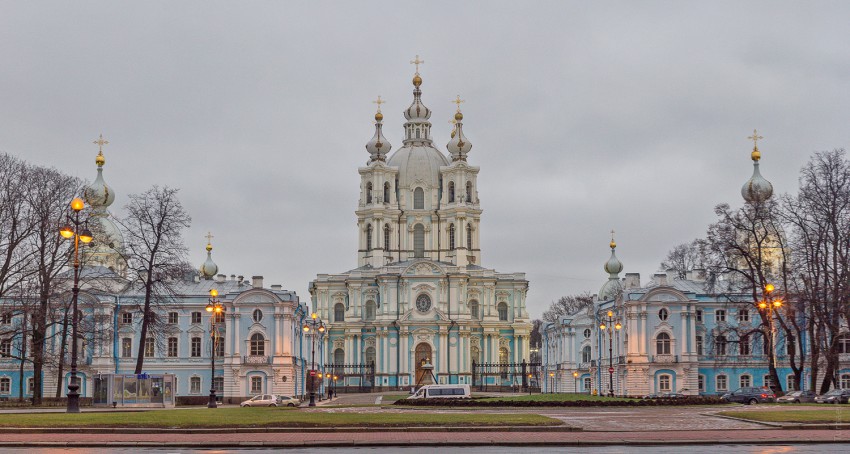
0,147,311,403
310,69,532,389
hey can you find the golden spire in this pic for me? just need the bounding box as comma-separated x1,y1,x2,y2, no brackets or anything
93,133,109,167
205,231,214,252
610,229,616,249
410,54,424,86
748,129,764,161
452,95,465,121
372,95,386,121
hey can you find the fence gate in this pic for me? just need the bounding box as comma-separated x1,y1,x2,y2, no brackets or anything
471,359,541,392
322,362,375,393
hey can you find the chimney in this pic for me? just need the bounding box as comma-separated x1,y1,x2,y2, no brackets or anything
271,284,282,290
230,274,236,281
237,275,244,286
666,268,678,282
252,276,263,288
215,274,226,284
624,273,640,289
654,273,667,286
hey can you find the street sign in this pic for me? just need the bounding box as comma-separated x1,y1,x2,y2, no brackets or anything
608,367,614,373
309,370,316,376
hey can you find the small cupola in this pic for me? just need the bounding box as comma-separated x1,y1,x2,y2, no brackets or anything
446,95,472,162
741,129,774,203
199,232,219,280
365,95,392,162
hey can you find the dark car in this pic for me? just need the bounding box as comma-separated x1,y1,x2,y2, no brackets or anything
776,390,817,404
721,387,776,404
814,389,850,404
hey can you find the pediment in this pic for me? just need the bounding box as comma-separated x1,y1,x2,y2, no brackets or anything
641,288,688,303
404,261,445,276
233,290,278,305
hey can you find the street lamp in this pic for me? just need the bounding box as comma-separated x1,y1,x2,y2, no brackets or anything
549,372,555,394
205,288,224,408
758,283,782,391
59,197,93,413
303,312,325,407
599,310,622,397
573,371,579,394
333,375,338,398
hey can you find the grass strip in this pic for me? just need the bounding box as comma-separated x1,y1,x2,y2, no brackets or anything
719,408,850,424
0,407,560,428
478,394,636,403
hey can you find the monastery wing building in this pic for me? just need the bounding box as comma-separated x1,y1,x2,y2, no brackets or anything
310,64,531,390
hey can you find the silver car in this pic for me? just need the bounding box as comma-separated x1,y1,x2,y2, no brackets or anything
240,394,300,407
776,390,817,403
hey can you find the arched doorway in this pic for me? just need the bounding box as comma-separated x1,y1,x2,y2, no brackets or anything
415,343,432,385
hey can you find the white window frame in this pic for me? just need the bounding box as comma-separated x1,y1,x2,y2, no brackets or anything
659,374,672,392
0,377,10,394
740,374,751,388
121,338,132,358
716,375,728,391
250,376,263,395
716,310,726,322
190,376,201,394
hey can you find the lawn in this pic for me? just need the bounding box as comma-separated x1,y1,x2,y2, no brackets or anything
719,407,850,424
380,394,411,403
478,393,636,403
0,407,560,428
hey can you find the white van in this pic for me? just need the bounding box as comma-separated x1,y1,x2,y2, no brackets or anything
407,384,471,400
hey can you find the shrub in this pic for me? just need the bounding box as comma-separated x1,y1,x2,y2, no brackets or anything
394,396,726,407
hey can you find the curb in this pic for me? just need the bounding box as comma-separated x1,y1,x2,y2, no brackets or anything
0,425,580,434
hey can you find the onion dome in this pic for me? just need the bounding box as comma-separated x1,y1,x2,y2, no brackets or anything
741,129,774,203
599,232,623,301
366,96,392,162
403,56,433,139
199,233,219,280
447,97,472,161
84,134,115,209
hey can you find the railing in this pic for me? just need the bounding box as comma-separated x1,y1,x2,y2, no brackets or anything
243,355,271,365
651,354,678,364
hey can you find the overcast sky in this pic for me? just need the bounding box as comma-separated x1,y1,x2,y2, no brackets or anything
2,1,849,318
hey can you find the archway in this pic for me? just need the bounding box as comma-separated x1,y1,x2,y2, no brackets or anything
415,343,432,385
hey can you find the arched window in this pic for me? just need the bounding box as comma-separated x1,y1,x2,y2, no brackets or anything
383,182,390,203
466,181,473,203
250,333,265,356
582,345,592,363
366,225,372,251
334,303,345,322
497,302,508,321
448,181,455,202
365,300,376,321
449,224,456,250
470,301,479,319
466,224,472,250
413,188,424,209
656,332,671,355
334,348,344,365
740,374,751,388
366,182,372,203
383,225,391,251
413,224,425,257
365,346,376,366
715,335,727,355
716,374,728,391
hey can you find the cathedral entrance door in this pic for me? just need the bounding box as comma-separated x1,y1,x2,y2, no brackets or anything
415,343,432,385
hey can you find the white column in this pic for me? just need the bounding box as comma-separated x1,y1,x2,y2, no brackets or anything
233,314,241,356
225,313,234,355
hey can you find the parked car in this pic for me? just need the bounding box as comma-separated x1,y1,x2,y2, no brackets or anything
240,394,300,407
814,389,850,404
721,387,776,404
777,390,817,404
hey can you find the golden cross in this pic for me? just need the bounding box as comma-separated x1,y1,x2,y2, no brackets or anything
611,229,615,241
205,231,214,244
410,55,424,74
372,95,386,112
748,129,763,149
93,134,109,153
452,95,465,112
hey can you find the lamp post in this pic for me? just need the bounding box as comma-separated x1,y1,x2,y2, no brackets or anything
59,197,93,413
573,371,579,394
549,372,555,394
598,310,622,397
303,312,325,407
333,375,338,398
757,283,782,391
205,289,224,408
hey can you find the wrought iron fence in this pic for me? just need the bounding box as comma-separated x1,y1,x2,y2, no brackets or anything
471,360,541,391
322,362,375,392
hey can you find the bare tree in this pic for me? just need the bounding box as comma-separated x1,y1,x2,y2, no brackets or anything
660,240,706,280
116,186,191,374
542,293,594,322
0,154,36,298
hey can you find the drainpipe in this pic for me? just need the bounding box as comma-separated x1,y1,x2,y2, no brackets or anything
113,295,120,374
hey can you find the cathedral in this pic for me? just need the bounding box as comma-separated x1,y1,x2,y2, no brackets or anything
310,62,532,389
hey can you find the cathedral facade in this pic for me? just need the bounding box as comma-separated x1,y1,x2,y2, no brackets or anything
310,66,532,389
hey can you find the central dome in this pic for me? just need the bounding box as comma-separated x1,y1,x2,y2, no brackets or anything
387,144,449,189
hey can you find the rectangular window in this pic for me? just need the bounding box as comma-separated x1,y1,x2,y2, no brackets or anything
0,339,11,357
716,375,727,391
167,337,178,357
740,375,751,388
190,376,201,394
144,338,155,357
583,377,591,392
121,312,133,325
0,377,10,394
837,335,850,354
764,375,773,388
740,335,750,356
659,375,671,392
251,376,263,394
213,376,223,393
191,337,201,357
215,337,224,357
715,310,726,322
213,312,225,324
738,309,749,322
695,310,703,323
787,375,797,391
121,338,132,358
0,312,11,325
27,377,34,395
698,375,705,392
191,312,202,324
168,312,179,324
696,336,703,356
